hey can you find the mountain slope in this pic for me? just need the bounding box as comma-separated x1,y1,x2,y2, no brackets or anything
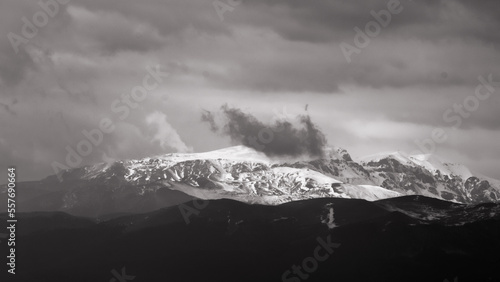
1,146,498,217
357,151,500,204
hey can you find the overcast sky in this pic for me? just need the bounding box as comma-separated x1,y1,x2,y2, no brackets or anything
1,0,499,181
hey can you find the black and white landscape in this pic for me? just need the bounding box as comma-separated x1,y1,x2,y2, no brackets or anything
2,145,500,281
1,0,500,281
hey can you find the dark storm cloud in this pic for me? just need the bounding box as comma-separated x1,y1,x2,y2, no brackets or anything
201,110,220,132
197,0,500,93
201,105,328,158
390,101,500,131
71,0,231,39
0,0,37,86
238,0,500,44
453,0,500,40
0,45,34,86
0,102,16,115
68,8,166,55
235,0,418,43
210,59,341,93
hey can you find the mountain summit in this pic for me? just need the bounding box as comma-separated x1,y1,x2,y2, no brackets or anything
2,145,499,217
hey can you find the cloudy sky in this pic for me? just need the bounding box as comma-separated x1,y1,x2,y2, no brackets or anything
1,0,499,181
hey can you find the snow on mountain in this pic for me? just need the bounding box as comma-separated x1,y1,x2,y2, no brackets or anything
357,152,473,180
160,145,272,164
357,151,499,204
271,167,342,185
475,172,500,188
70,146,500,205
39,145,407,209
358,151,415,166
408,154,473,180
347,185,402,201
6,145,499,217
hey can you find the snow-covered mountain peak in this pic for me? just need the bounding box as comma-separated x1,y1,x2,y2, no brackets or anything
357,151,472,180
357,151,414,165
158,145,272,164
155,145,353,166
40,144,499,212
409,153,434,162
324,146,353,161
408,154,472,179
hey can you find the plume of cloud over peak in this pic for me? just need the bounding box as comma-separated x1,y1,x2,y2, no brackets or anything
146,111,192,153
202,105,328,158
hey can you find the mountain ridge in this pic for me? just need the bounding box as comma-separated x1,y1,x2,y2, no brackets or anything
1,145,498,218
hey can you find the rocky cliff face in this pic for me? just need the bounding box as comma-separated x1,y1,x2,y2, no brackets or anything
1,146,499,217
357,153,500,204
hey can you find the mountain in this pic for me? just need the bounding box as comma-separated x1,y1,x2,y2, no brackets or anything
356,151,500,204
1,146,498,217
2,196,499,282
